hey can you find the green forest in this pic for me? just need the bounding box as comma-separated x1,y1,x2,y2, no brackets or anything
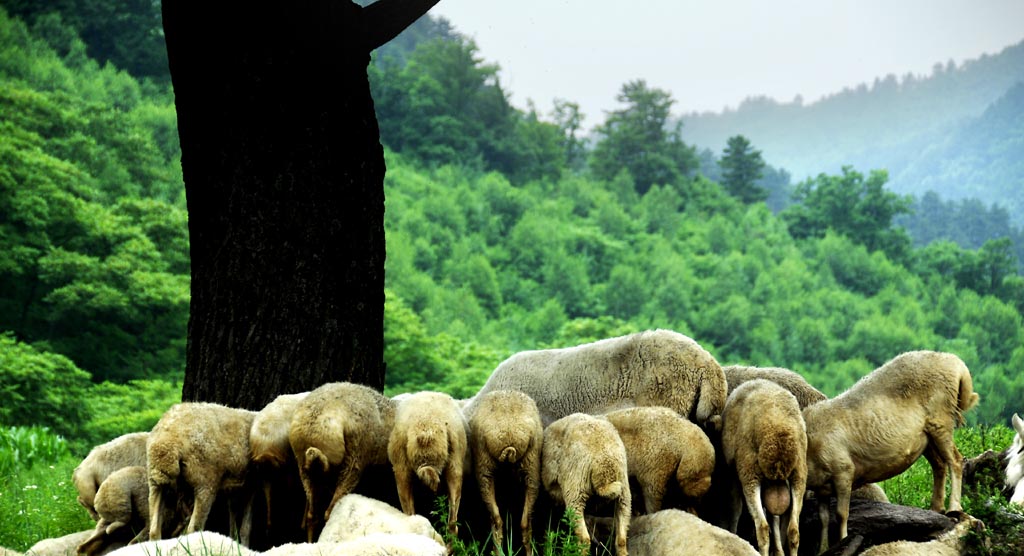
1,1,1023,464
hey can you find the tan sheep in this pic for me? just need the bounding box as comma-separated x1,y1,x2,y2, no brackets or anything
147,402,257,545
318,493,443,545
602,406,716,514
803,350,980,551
465,329,727,430
721,379,807,556
250,391,309,531
858,511,984,556
622,509,760,556
78,466,155,555
387,390,469,538
27,531,125,556
542,412,631,556
73,432,149,521
288,382,396,542
723,365,827,409
465,390,544,556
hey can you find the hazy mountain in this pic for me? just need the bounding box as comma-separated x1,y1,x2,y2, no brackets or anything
680,40,1024,225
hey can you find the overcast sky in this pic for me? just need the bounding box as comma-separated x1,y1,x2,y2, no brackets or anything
430,0,1024,131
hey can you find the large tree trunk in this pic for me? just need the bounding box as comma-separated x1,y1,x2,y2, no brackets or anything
163,1,391,408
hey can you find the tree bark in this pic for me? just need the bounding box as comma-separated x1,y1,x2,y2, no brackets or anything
163,1,427,408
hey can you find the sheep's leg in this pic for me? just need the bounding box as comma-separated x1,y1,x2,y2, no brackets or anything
771,516,783,556
834,476,853,542
477,468,504,556
567,495,591,555
446,464,464,538
641,476,665,514
186,485,217,535
727,479,744,534
77,523,107,556
521,458,541,556
926,425,965,512
234,488,255,546
147,483,165,541
394,468,417,516
817,499,830,555
613,486,631,556
740,479,769,556
326,459,363,522
296,465,317,542
263,479,274,531
128,527,148,545
923,446,948,512
788,475,806,556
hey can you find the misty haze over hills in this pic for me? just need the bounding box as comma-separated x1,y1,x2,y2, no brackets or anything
679,40,1024,226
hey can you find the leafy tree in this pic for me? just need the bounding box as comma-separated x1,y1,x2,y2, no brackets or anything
590,80,697,195
718,135,768,204
782,167,913,261
552,98,587,172
0,333,92,438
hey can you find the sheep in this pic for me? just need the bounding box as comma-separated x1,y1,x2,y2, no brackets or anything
147,402,257,545
73,432,149,521
802,350,980,551
318,493,443,545
387,390,469,538
542,412,631,556
0,548,22,556
858,511,984,556
78,466,154,555
288,382,396,542
27,531,124,556
104,531,254,556
464,329,726,430
262,534,447,556
723,365,827,409
721,379,806,556
465,390,543,556
601,406,716,515
1005,413,1024,505
619,509,760,556
250,391,309,531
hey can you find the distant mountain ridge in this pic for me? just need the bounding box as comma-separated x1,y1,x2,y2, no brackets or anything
679,40,1024,225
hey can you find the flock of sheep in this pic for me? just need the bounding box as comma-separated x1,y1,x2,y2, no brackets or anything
10,328,998,556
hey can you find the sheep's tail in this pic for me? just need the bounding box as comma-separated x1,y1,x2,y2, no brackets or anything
417,465,441,492
595,480,624,499
146,438,181,486
955,366,980,425
591,460,625,500
499,447,518,463
305,447,330,473
759,430,798,482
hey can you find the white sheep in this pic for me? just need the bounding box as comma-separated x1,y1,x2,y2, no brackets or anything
250,391,309,531
1004,413,1024,505
147,402,257,545
0,548,22,556
622,509,760,556
73,432,149,521
542,412,631,556
263,534,447,556
318,493,443,545
288,382,396,542
465,329,727,430
104,531,254,556
387,390,469,538
803,351,980,551
27,531,124,556
723,365,827,409
465,390,543,556
602,406,716,514
721,379,806,556
78,466,158,555
858,511,984,556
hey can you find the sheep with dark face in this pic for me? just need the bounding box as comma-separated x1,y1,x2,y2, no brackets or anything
803,351,979,552
465,329,727,431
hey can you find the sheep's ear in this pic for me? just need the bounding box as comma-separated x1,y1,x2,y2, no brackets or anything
1013,414,1024,437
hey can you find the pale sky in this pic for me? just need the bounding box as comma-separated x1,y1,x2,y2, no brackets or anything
430,0,1024,131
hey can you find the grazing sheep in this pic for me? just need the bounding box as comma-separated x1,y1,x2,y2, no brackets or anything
1005,413,1024,505
721,379,806,556
465,329,727,430
602,406,716,514
250,391,309,531
466,390,543,556
387,391,469,538
288,382,396,541
73,432,149,521
147,402,257,545
263,534,447,556
622,509,759,556
542,413,631,556
27,531,124,556
723,365,827,409
858,511,984,556
104,531,254,556
78,467,155,556
803,351,980,551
